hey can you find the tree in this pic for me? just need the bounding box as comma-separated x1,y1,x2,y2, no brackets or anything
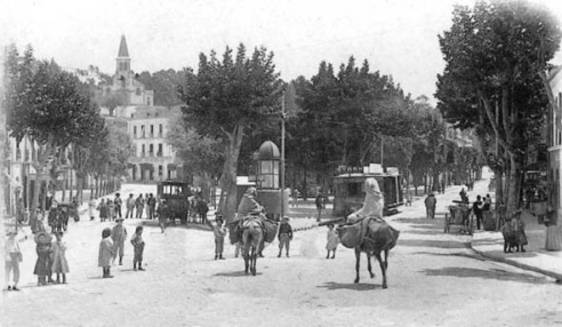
179,44,284,221
138,69,184,106
436,1,561,216
4,45,107,210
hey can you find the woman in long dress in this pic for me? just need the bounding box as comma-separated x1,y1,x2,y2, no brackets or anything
346,178,384,223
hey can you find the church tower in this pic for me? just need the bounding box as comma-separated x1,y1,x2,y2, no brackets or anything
116,35,131,73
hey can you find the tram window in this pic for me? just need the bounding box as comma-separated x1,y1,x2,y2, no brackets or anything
347,183,362,196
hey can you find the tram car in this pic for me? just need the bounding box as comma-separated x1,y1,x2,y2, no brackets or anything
157,181,192,224
333,169,403,217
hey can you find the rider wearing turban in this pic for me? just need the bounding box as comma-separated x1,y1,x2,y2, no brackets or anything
347,177,384,223
236,187,264,219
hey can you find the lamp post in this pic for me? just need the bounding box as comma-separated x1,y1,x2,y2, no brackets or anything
280,91,286,220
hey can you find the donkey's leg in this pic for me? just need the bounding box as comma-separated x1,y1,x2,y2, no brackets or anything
251,245,257,276
384,249,389,269
375,252,387,289
354,247,361,284
367,253,375,278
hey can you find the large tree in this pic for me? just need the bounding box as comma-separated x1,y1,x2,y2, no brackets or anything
436,1,560,216
4,45,107,210
179,44,284,221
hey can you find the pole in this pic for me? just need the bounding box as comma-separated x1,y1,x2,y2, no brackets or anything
280,91,286,220
380,134,384,168
1,47,8,290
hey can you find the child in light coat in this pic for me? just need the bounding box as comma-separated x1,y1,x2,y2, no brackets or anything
98,228,115,278
5,230,26,291
213,218,227,260
326,224,339,259
51,231,69,283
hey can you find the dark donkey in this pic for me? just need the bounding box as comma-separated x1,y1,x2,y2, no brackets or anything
337,217,399,288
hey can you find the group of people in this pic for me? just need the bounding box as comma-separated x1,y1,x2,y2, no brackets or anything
98,221,145,278
93,193,158,222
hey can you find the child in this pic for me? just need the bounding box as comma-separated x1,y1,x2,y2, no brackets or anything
107,199,115,221
51,231,69,284
98,228,115,278
213,217,227,260
111,218,128,265
5,230,26,291
97,199,108,222
130,225,145,271
326,224,339,259
277,217,293,258
89,198,96,221
33,232,53,286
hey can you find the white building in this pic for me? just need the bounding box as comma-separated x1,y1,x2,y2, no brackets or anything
548,66,562,213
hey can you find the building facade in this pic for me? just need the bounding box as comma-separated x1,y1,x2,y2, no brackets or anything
99,35,181,183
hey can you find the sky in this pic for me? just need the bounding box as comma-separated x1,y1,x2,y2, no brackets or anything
2,0,562,102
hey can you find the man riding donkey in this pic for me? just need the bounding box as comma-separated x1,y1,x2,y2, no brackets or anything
337,178,400,289
228,187,277,275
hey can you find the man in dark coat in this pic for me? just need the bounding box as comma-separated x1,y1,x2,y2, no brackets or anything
473,195,484,230
424,193,436,219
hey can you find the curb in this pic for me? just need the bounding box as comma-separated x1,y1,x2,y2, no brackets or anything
469,237,562,282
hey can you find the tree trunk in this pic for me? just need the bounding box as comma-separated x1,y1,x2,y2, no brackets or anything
219,125,244,223
69,169,74,201
506,154,522,218
61,172,67,202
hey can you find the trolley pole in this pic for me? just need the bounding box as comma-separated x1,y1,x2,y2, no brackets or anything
280,91,286,220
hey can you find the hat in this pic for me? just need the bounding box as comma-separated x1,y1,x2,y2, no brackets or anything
116,217,125,222
282,216,290,222
34,231,52,245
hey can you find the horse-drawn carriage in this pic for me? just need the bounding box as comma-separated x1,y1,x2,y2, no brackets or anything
156,181,192,224
444,201,474,234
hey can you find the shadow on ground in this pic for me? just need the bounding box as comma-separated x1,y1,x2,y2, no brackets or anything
213,271,263,277
141,221,212,232
398,239,470,249
317,281,381,291
412,251,487,261
422,266,551,284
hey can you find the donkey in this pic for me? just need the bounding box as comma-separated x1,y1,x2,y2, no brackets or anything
241,218,264,276
338,217,399,289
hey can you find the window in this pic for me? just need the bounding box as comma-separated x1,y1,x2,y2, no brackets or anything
158,144,163,157
141,144,145,157
141,125,145,138
150,125,154,137
136,88,141,95
133,126,137,138
146,96,151,105
149,144,154,156
159,124,163,137
158,165,163,178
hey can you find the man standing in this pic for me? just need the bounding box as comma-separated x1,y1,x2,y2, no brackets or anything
277,217,293,257
111,218,128,265
424,193,436,219
114,193,123,219
125,194,135,219
147,194,156,220
135,194,144,219
473,195,484,230
315,193,324,222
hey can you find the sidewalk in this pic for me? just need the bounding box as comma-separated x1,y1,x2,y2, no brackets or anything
471,210,562,281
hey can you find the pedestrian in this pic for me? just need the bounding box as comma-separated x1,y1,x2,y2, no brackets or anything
135,194,145,219
325,224,339,259
148,194,156,220
107,199,115,221
111,218,128,265
157,199,168,233
97,199,108,222
114,193,122,219
473,195,484,230
88,198,96,221
33,231,54,286
144,193,150,218
459,187,469,203
483,194,492,211
125,193,135,219
424,193,436,219
130,225,145,271
4,230,26,291
213,216,226,260
51,231,69,284
277,217,293,258
198,198,209,225
315,194,324,222
98,228,115,278
292,189,300,208
48,202,62,234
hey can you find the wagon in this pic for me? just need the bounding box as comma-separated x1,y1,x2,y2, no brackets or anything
444,204,473,234
157,181,192,224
